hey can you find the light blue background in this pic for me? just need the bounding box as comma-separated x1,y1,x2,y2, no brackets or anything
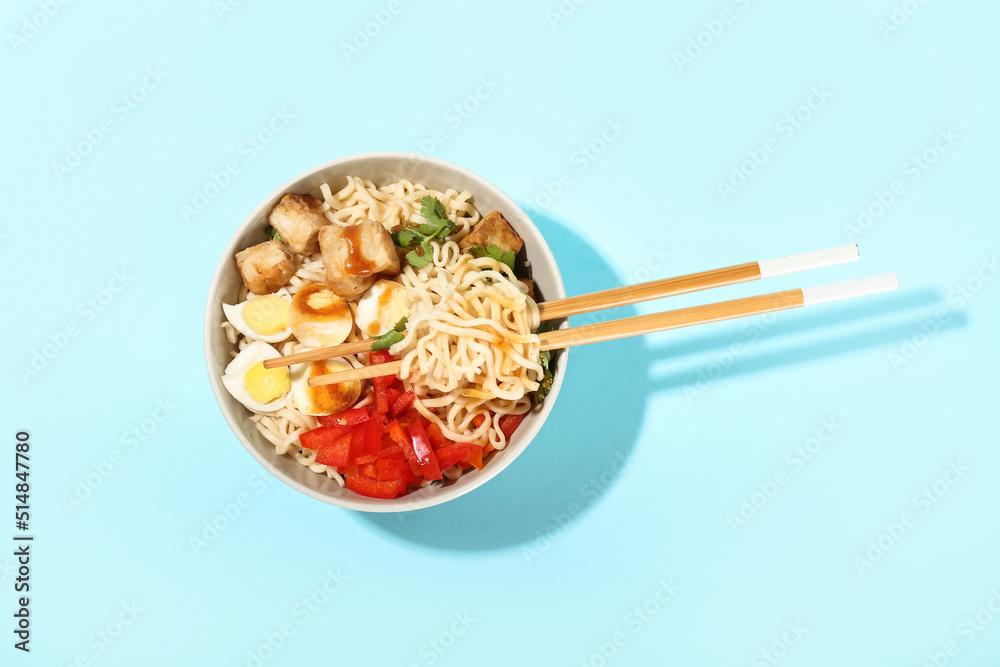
2,0,998,665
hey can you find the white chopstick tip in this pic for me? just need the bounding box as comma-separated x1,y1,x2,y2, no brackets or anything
758,244,860,279
801,272,898,306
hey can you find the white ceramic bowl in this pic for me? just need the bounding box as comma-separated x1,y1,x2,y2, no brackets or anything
204,153,567,512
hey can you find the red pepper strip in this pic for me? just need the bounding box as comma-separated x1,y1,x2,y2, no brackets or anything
345,473,406,499
498,413,526,440
364,416,383,457
376,458,421,483
387,421,408,448
406,421,442,481
370,350,396,414
314,433,352,467
425,421,447,448
389,421,430,479
348,426,368,465
319,408,371,427
434,444,469,471
358,462,378,478
463,444,483,470
388,390,416,419
384,387,402,413
339,463,358,477
299,425,353,451
377,442,402,459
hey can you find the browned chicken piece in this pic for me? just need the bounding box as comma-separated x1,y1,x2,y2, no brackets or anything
520,278,536,301
269,193,329,255
458,211,524,255
235,240,296,295
319,219,400,299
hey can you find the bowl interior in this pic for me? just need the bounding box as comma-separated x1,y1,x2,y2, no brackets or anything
205,153,567,512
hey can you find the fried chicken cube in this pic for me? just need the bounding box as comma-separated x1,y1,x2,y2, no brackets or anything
319,219,400,299
458,211,524,256
268,193,328,255
519,278,536,301
235,240,296,295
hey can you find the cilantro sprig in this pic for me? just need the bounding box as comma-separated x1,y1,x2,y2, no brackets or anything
371,317,408,351
534,322,556,404
392,197,456,268
265,225,282,241
465,243,515,271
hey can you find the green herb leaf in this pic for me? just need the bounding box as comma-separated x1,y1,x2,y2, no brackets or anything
265,225,282,241
534,322,556,404
393,229,422,248
465,244,516,270
391,197,456,268
421,195,448,222
406,247,431,268
392,316,408,332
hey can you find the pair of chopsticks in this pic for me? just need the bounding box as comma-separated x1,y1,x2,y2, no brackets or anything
260,243,898,387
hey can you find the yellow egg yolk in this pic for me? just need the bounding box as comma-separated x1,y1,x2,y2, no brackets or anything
243,296,290,336
243,362,290,404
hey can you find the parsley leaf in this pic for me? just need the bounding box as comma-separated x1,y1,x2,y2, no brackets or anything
391,196,456,268
265,225,282,241
371,317,409,351
466,243,516,270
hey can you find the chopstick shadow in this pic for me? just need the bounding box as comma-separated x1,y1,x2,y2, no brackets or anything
357,210,962,553
647,289,966,392
357,209,648,551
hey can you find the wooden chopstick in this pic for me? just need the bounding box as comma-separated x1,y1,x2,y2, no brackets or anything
266,244,859,370
535,243,857,320
306,272,898,387
264,339,373,368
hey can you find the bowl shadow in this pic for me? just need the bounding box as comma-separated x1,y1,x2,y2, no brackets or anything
356,208,650,551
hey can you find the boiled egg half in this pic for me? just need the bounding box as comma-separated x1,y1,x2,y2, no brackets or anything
290,359,362,416
289,284,354,348
223,289,292,343
355,279,408,338
221,340,291,413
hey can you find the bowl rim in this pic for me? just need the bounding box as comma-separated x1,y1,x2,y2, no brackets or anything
203,151,568,512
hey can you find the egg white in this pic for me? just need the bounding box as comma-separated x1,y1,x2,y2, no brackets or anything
290,360,361,416
355,279,409,339
288,285,354,348
221,340,291,413
223,289,293,343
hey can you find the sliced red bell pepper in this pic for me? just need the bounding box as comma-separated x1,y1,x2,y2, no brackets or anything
363,416,383,457
498,413,526,440
299,424,353,451
314,433,352,467
387,420,408,448
406,421,442,481
376,458,421,483
319,407,371,428
369,350,396,414
462,444,483,470
425,421,447,448
358,462,378,479
435,443,484,471
434,444,468,470
348,425,368,464
345,473,406,499
385,387,402,412
388,390,416,419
